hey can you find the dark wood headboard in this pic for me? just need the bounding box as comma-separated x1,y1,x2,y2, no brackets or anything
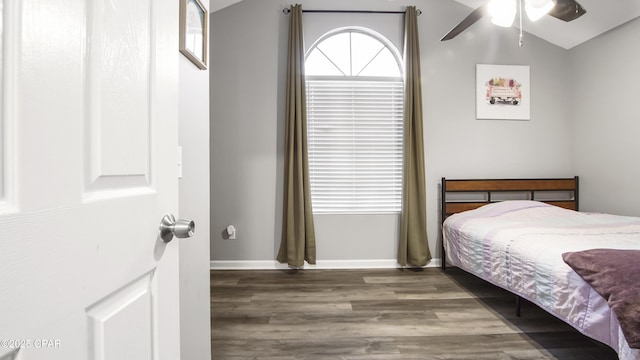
441,176,579,221
440,176,579,269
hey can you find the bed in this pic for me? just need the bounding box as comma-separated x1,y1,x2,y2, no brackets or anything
440,177,640,360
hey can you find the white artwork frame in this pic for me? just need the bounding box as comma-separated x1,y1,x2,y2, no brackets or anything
476,64,530,120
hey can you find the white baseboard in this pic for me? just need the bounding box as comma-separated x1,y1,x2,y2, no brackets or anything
210,258,442,270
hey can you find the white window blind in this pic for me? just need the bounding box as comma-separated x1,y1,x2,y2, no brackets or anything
306,77,404,214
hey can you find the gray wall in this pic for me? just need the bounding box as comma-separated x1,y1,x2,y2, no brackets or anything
569,18,640,216
210,0,574,264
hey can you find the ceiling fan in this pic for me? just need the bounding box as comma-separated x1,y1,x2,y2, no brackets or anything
441,0,586,42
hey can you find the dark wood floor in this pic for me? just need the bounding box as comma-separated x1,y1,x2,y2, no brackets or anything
211,267,618,360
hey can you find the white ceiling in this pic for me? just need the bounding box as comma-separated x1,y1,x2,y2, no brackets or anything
452,0,640,49
211,0,242,13
211,0,639,49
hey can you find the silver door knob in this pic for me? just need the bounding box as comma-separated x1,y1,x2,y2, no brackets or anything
159,214,195,242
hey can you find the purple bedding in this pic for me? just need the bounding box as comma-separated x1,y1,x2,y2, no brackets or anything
562,249,640,349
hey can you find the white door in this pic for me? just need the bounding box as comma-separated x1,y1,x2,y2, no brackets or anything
0,0,181,359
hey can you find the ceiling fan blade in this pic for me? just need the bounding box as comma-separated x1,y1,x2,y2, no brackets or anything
548,0,586,22
441,3,489,41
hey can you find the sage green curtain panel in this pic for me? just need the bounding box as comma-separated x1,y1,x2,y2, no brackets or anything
277,4,317,267
398,6,431,267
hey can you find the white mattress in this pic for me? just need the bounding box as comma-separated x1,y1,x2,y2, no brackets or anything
443,200,640,360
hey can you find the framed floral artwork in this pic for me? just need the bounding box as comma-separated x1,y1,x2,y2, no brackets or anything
476,64,530,120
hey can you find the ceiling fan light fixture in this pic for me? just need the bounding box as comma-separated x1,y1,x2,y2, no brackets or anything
488,0,517,27
524,0,555,22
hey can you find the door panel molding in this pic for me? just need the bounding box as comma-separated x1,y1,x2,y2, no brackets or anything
86,270,156,360
84,0,153,198
0,0,19,213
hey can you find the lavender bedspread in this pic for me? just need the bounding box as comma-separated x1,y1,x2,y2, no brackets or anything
443,201,640,360
563,249,640,349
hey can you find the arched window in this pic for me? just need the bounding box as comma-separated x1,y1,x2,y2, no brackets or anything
305,28,404,214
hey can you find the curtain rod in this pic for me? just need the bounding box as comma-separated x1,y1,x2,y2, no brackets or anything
282,8,421,16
